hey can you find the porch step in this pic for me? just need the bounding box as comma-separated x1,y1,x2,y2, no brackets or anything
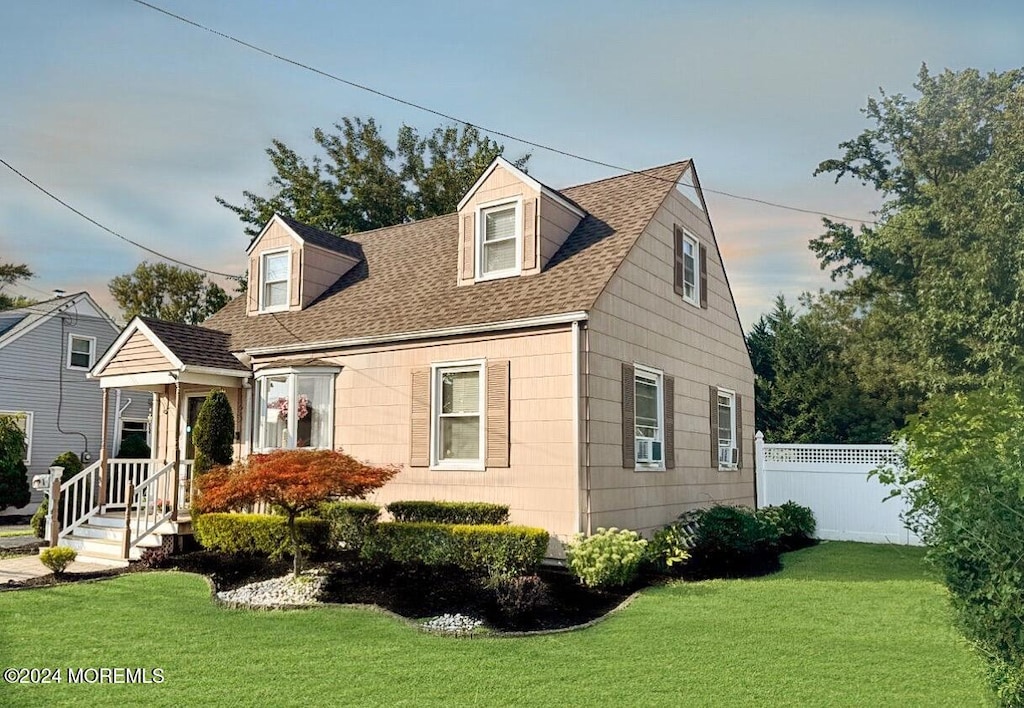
57,536,137,565
74,523,162,547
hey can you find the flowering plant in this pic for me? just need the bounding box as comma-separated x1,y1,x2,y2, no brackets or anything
272,394,310,422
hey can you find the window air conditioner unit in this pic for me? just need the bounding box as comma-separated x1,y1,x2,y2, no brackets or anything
636,439,662,464
718,446,738,466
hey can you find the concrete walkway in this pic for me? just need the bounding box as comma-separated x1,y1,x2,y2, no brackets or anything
0,554,114,584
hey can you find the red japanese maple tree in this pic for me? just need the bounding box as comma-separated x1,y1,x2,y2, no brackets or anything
195,449,398,576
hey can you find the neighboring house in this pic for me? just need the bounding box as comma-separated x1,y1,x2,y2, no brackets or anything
0,293,151,515
81,156,754,562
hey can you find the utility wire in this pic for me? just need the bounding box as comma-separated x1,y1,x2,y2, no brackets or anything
128,0,878,226
0,156,239,278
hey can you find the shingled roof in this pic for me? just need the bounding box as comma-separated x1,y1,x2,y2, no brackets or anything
138,317,249,371
205,161,690,352
270,214,364,261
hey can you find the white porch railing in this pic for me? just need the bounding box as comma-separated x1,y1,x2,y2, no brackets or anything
106,459,156,509
124,461,176,553
54,460,103,542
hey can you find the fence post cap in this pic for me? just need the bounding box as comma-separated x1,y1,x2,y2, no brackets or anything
755,431,765,441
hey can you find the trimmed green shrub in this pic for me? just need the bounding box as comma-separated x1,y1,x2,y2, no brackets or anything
193,513,329,559
688,505,780,579
116,435,151,459
386,500,510,525
0,416,31,512
39,546,77,574
757,501,816,551
566,527,648,589
31,452,85,538
362,522,548,576
192,390,234,477
316,501,380,550
645,521,696,574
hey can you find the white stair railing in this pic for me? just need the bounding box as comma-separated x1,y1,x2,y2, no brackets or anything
124,461,176,554
55,460,103,542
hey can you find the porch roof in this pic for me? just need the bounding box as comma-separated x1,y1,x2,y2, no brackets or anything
138,317,249,372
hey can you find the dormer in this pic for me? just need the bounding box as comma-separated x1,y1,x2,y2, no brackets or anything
456,157,586,285
246,214,362,316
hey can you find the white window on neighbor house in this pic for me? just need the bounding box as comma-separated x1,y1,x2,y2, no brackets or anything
634,365,664,468
117,419,151,456
717,388,737,468
261,250,290,311
256,368,336,450
67,334,96,370
477,200,521,279
682,231,699,305
432,362,484,468
0,411,33,465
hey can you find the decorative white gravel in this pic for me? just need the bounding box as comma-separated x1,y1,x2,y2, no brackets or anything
421,613,483,635
217,569,327,607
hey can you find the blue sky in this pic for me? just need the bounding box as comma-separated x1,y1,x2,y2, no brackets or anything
2,0,1022,327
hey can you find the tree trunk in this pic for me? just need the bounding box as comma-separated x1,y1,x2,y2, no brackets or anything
287,511,302,578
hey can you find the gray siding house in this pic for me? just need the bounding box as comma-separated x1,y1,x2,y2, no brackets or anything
0,292,150,515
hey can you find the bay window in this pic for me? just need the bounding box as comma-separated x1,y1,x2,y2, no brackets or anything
256,368,336,450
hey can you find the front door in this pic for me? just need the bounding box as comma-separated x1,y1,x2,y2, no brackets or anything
184,396,205,460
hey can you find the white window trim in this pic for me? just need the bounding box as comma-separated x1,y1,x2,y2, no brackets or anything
430,359,486,471
66,334,96,371
634,364,665,472
716,387,738,470
681,230,700,307
253,367,337,452
259,248,291,313
0,410,33,465
475,197,523,282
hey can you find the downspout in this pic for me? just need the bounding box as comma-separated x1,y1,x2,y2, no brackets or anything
583,323,593,536
572,321,581,534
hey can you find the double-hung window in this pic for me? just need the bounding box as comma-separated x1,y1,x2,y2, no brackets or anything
681,231,699,305
432,362,484,468
261,250,290,311
0,411,33,464
634,366,664,468
477,200,521,279
256,368,336,450
67,335,95,370
717,389,737,468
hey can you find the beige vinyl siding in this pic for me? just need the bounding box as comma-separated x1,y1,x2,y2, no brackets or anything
247,221,296,314
252,326,579,543
585,186,755,535
96,330,174,376
153,383,245,465
302,244,357,307
539,193,582,268
457,164,539,285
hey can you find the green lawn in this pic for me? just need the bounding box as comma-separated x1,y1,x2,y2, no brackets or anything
0,542,987,707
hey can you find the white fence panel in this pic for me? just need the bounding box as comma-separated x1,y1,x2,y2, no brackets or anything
756,434,921,546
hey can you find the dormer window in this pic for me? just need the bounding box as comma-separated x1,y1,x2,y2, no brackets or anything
478,200,522,279
261,250,290,311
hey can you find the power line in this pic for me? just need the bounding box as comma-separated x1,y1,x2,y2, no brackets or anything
0,156,239,278
128,0,878,227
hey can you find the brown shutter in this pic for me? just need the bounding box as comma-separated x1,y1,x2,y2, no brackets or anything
485,360,510,468
699,244,708,309
709,385,719,467
410,368,431,467
735,393,743,469
621,363,635,468
461,213,475,281
247,255,259,314
289,249,301,307
523,198,537,271
664,375,675,469
673,226,684,296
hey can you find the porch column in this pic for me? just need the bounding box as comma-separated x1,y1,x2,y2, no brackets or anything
170,381,182,522
97,388,110,512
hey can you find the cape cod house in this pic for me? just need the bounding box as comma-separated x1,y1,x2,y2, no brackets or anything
0,292,150,517
56,157,755,564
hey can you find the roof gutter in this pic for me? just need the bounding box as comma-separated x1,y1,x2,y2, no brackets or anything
243,310,590,357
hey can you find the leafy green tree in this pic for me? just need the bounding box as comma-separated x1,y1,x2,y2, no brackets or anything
0,416,31,511
0,262,35,311
192,390,234,477
812,64,1024,392
877,384,1024,705
217,117,529,237
109,262,230,325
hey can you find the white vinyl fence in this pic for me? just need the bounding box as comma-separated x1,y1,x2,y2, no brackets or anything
755,433,921,546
